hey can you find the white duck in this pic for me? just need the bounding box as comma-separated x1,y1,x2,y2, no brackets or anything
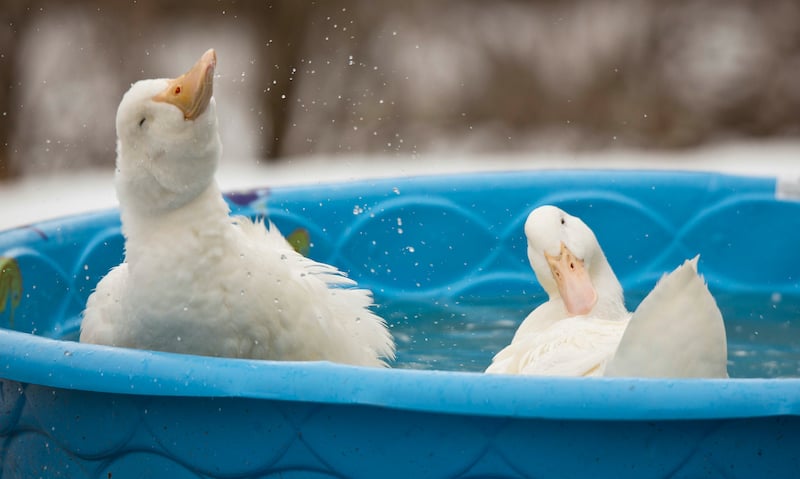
485,205,727,378
80,49,395,367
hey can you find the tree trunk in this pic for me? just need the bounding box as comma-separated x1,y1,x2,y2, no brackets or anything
0,1,30,180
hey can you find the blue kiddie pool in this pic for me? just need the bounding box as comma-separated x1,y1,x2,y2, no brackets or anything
1,170,799,478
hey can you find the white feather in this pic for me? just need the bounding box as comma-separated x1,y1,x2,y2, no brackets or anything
605,257,728,378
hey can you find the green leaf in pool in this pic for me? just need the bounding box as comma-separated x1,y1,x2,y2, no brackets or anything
287,228,311,257
0,257,22,328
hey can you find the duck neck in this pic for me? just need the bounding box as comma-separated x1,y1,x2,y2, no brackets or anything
590,256,628,320
120,182,231,259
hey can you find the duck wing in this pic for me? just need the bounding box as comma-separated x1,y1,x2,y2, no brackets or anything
605,257,728,378
487,315,628,376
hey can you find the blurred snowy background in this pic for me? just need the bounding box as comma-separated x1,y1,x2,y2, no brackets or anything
1,0,800,228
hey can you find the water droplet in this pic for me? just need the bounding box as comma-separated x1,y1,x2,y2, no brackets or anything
392,187,400,195
176,336,182,342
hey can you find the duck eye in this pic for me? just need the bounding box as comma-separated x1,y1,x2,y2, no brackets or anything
138,117,146,127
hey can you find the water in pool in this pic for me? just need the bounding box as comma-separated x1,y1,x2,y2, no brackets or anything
378,292,800,378
58,292,799,377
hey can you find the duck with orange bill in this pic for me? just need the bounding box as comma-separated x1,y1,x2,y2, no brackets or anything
485,205,728,378
80,50,395,367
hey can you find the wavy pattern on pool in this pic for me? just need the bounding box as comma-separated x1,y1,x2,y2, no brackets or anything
1,170,799,478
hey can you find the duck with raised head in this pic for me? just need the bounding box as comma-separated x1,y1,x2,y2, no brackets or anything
80,50,395,367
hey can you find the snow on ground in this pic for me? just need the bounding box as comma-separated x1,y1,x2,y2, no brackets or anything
1,140,799,231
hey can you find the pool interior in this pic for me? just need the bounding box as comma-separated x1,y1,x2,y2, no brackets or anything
382,292,800,377
53,291,800,378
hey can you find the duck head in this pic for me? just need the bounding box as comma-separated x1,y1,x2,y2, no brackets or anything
525,205,625,318
114,49,221,216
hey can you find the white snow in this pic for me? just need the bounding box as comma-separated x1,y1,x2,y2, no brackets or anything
1,140,799,231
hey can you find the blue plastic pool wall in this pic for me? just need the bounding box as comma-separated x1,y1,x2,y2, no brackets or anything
3,383,798,479
3,170,796,340
1,170,799,478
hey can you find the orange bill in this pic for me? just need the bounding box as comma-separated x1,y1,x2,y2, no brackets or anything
153,49,216,120
545,242,597,316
